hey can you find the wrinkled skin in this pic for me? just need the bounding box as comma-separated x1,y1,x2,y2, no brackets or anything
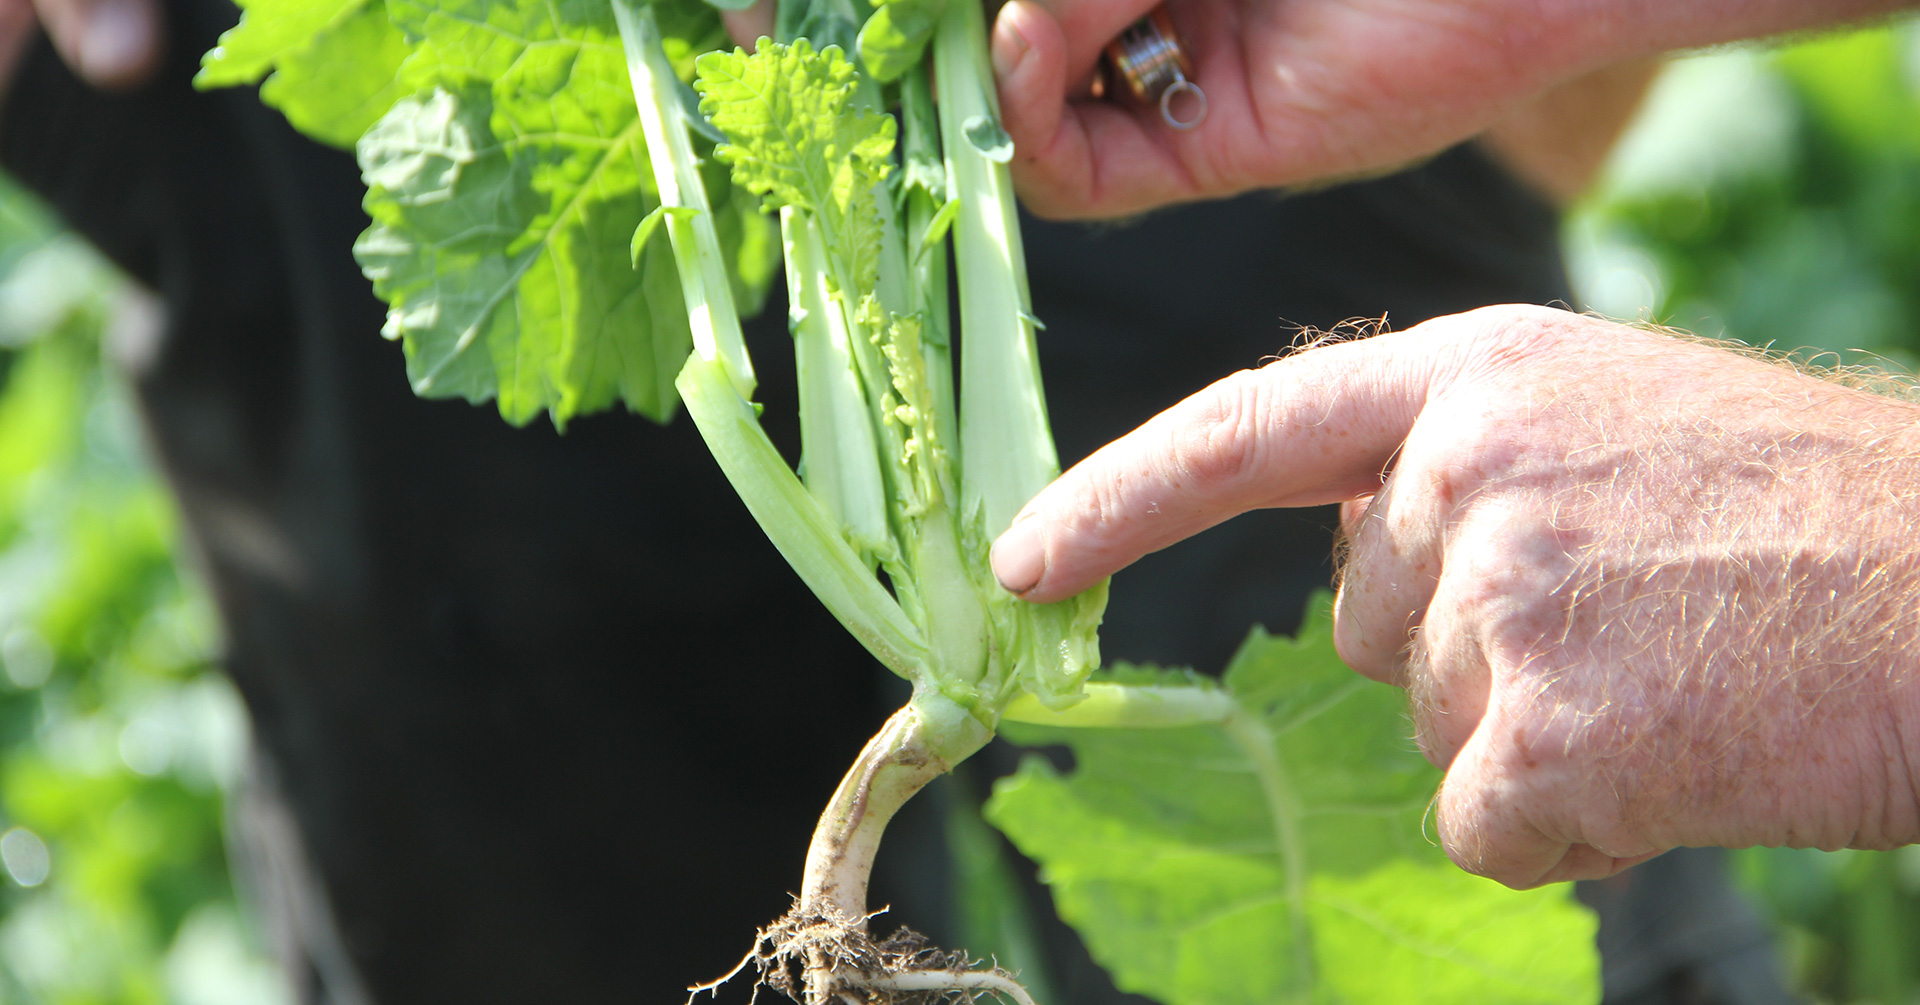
989,0,1915,218
993,306,1920,888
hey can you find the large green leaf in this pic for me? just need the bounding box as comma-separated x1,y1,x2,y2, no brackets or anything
196,0,362,85
988,599,1600,1004
196,0,412,149
354,0,776,426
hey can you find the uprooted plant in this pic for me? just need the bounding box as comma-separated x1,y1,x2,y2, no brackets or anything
196,0,1607,998
616,3,1108,996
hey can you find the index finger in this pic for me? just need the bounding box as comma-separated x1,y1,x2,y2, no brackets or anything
990,328,1463,603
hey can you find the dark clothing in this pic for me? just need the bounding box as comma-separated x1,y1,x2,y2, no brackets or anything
0,1,1790,1002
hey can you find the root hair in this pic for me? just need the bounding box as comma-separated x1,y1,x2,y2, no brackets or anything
687,902,1036,1005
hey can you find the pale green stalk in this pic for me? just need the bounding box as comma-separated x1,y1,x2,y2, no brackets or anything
899,66,958,500
785,206,891,564
932,0,1106,712
1002,682,1236,728
933,0,1055,536
677,355,929,677
615,0,926,677
612,0,753,393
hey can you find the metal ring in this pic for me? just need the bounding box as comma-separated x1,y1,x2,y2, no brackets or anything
1103,7,1208,130
1158,74,1207,130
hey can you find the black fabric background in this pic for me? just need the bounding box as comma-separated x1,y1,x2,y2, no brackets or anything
0,2,1788,1001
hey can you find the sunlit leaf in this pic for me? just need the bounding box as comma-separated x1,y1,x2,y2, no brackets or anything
989,599,1601,1004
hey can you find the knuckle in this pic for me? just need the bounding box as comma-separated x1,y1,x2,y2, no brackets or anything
1442,511,1577,663
1164,371,1266,496
1055,473,1127,540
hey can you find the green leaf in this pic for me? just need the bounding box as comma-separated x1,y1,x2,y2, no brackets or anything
260,2,413,147
855,0,945,83
196,0,363,86
354,0,773,426
197,0,413,149
632,204,698,267
961,113,1013,163
355,76,679,425
915,197,958,261
988,597,1601,1005
774,0,858,54
696,39,896,296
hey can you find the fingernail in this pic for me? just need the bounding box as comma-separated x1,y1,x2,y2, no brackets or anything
78,0,153,86
990,515,1045,595
990,9,1030,81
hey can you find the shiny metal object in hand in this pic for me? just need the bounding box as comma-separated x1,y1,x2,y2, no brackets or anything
1101,8,1207,130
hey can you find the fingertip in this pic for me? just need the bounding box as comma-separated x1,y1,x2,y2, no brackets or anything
73,0,159,89
990,513,1047,597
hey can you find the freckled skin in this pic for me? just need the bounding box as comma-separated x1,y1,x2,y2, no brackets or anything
997,305,1920,889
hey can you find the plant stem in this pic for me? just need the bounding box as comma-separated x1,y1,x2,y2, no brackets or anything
1001,681,1236,728
613,0,754,393
1224,707,1315,989
677,355,928,677
933,0,1056,537
898,65,958,499
799,691,992,921
785,207,891,564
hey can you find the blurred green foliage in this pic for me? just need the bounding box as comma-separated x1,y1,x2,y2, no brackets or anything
1570,23,1920,370
1568,19,1920,1005
0,182,282,1004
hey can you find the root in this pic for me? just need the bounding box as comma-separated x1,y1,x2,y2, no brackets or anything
688,698,1006,1005
686,901,1037,1005
852,970,1038,1005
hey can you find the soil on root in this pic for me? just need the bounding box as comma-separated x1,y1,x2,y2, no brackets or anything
690,903,1035,1005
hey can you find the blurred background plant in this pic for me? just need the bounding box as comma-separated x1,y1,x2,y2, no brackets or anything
1567,18,1920,1004
0,180,284,1004
0,12,1914,1005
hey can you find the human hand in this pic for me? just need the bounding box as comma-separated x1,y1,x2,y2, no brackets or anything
991,305,1920,887
0,0,161,101
992,0,1915,218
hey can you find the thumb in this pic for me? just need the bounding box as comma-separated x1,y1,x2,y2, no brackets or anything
32,0,161,89
1014,0,1160,84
